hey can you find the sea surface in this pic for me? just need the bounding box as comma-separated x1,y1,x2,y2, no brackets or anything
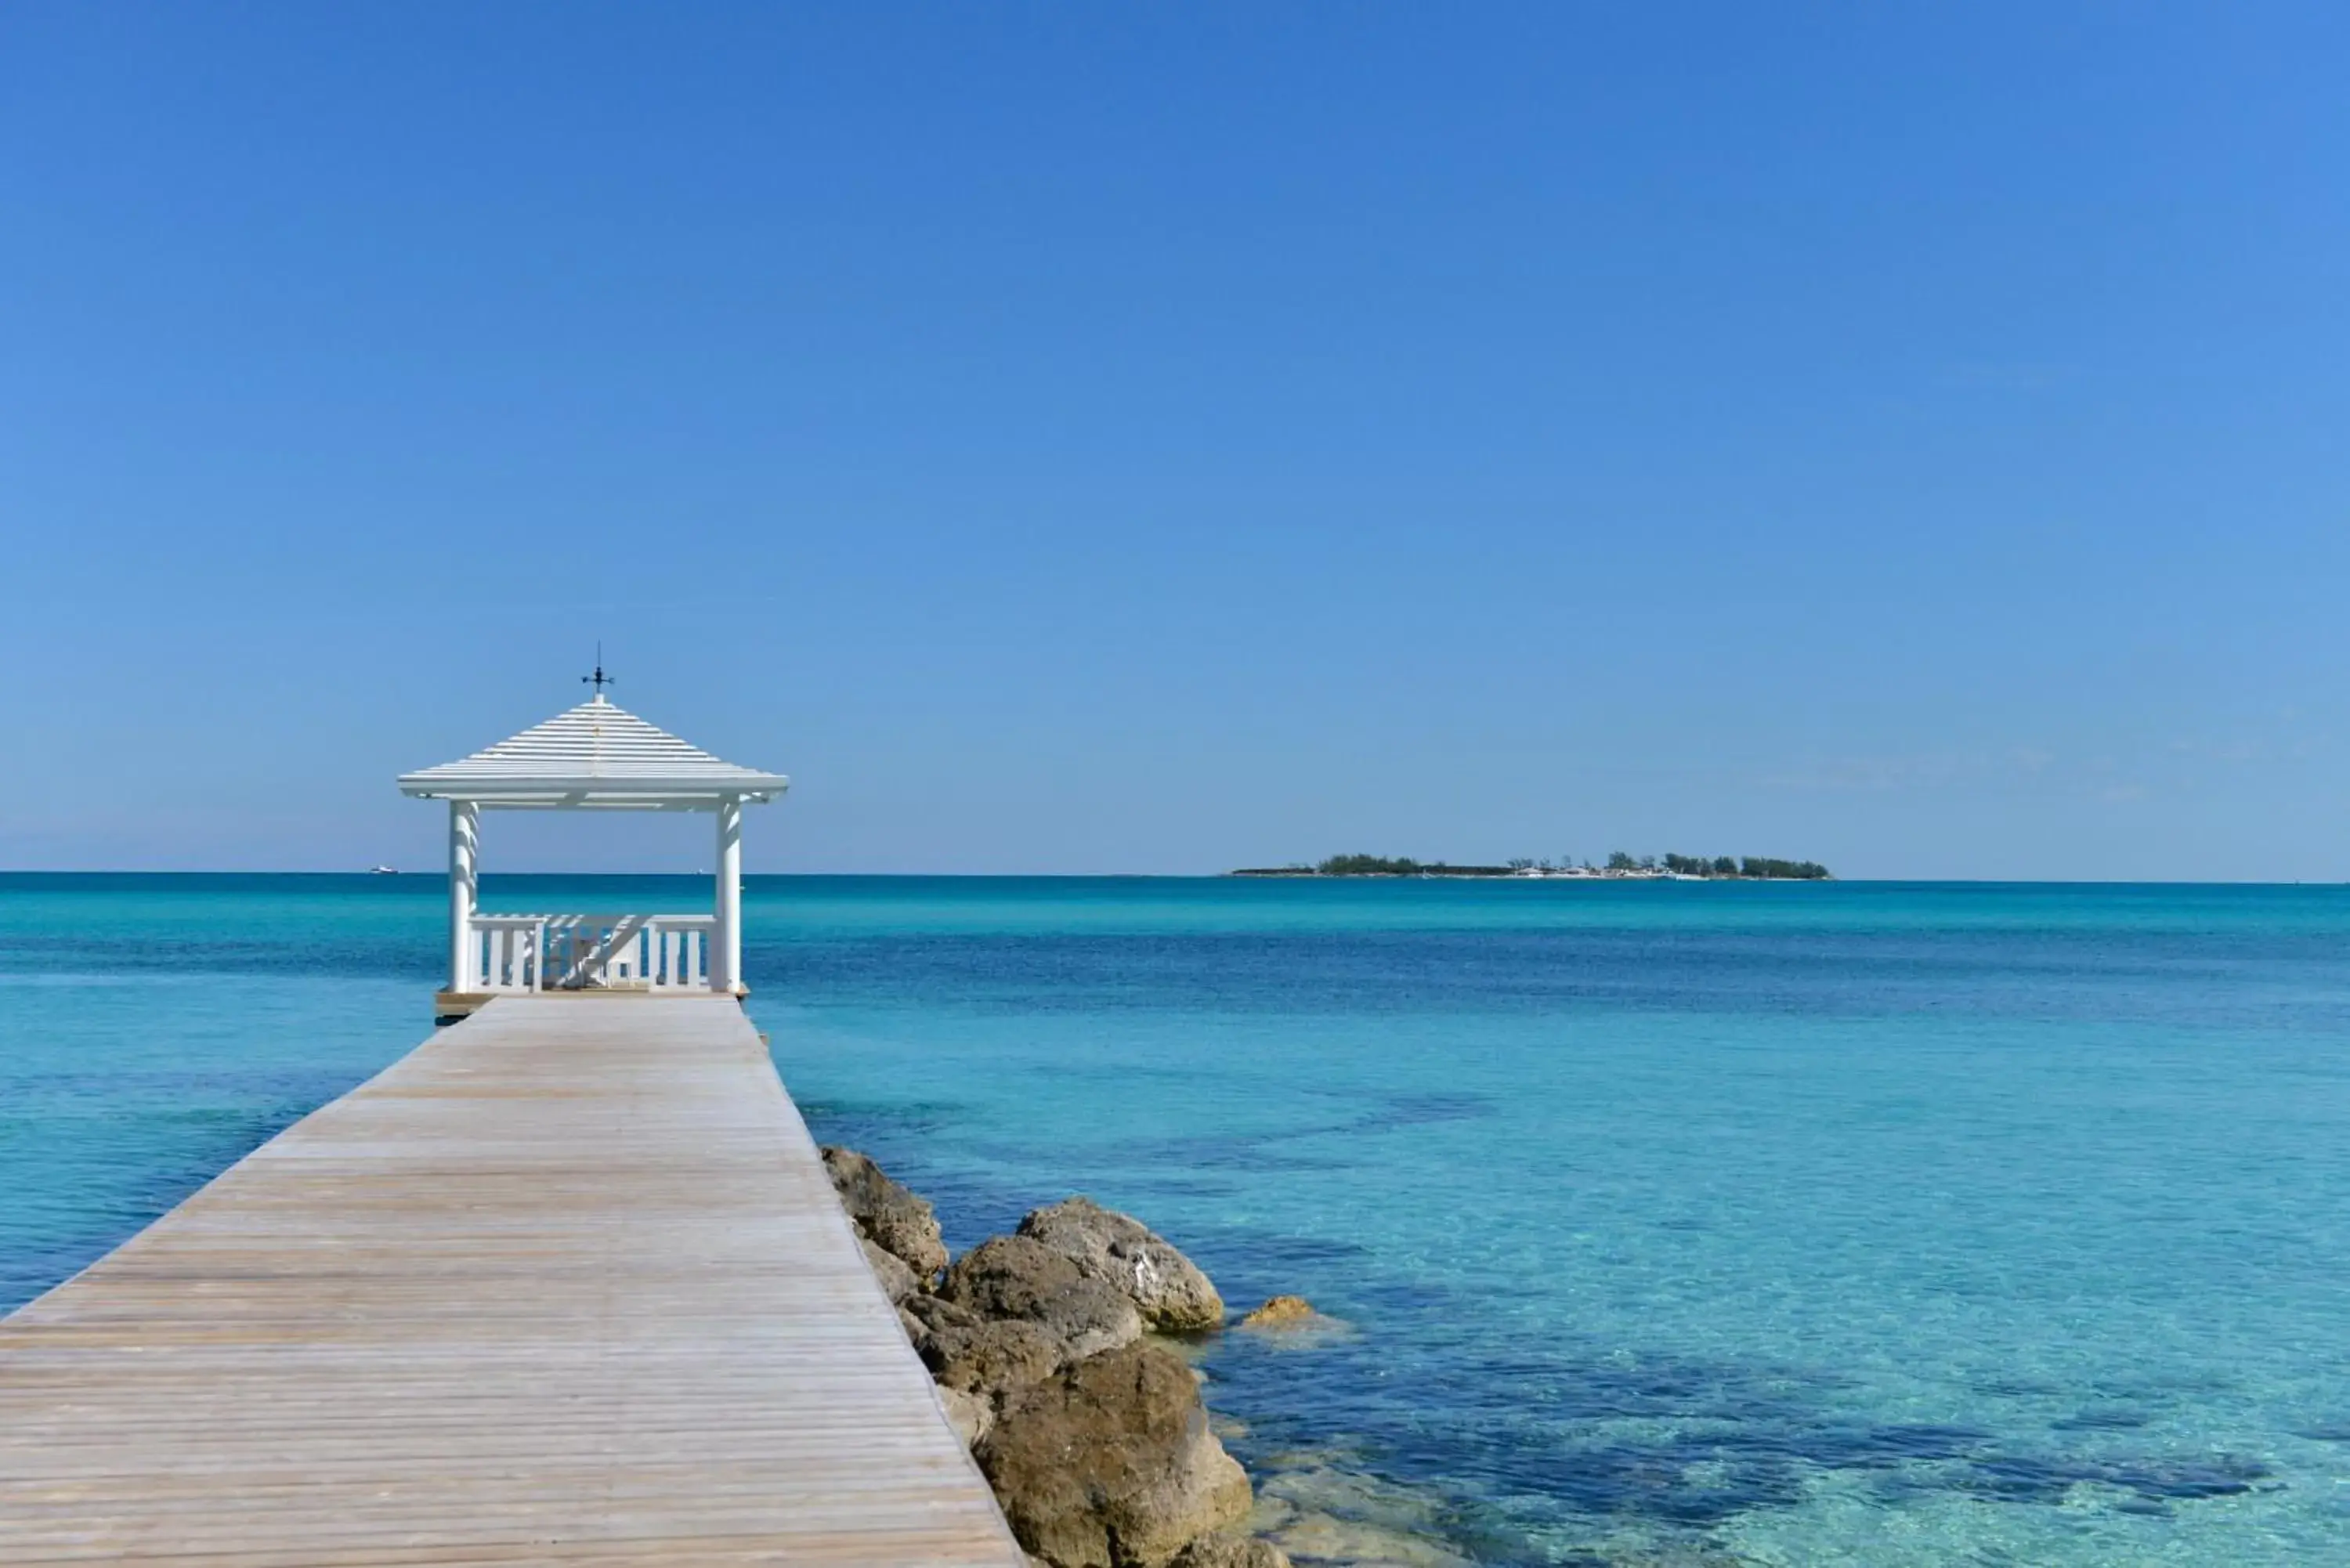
3,874,2348,1566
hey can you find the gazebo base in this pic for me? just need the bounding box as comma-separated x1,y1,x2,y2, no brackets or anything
434,986,749,1025
432,990,497,1024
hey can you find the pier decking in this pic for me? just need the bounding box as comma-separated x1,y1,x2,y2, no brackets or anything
0,996,1023,1566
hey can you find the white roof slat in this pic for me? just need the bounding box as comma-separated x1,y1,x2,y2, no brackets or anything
396,696,788,808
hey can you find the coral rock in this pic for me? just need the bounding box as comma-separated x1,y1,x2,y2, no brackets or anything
1168,1530,1292,1568
1018,1197,1226,1331
941,1234,1143,1360
937,1383,995,1447
902,1295,1053,1393
820,1146,950,1279
978,1341,1253,1568
929,1316,1066,1402
1237,1296,1319,1329
859,1236,921,1304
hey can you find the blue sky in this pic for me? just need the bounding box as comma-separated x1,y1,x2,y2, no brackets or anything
5,5,2346,877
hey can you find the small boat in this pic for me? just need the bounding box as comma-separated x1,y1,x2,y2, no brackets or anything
369,865,397,875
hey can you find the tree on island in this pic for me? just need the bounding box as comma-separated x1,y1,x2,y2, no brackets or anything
1739,856,1830,880
1235,851,1831,880
1311,854,1516,876
1318,853,1424,876
1661,853,1831,880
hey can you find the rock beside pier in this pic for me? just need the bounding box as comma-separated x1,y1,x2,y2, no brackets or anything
940,1235,1144,1361
858,1236,921,1304
1018,1196,1227,1331
826,1150,1288,1568
820,1146,950,1280
904,1295,1064,1403
935,1382,994,1447
977,1340,1253,1568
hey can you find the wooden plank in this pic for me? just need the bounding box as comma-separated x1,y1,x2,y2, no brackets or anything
0,995,1024,1567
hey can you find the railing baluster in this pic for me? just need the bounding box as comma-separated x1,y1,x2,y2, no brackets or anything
468,914,714,993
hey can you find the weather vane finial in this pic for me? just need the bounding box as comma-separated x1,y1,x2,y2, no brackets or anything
583,643,614,699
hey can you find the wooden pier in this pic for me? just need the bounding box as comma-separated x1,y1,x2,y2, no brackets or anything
0,995,1024,1566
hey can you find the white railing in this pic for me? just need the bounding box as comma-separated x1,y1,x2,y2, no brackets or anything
466,913,715,994
472,916,545,993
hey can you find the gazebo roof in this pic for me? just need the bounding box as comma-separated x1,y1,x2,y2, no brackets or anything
397,695,789,809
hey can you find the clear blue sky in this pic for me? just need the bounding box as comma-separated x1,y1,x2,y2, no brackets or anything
5,5,2346,877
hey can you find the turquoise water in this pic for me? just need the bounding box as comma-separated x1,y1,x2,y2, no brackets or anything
4,875,2348,1565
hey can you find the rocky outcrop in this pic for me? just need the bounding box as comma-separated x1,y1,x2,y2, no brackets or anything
826,1150,1281,1568
822,1146,950,1280
941,1234,1144,1360
904,1294,1065,1403
935,1382,994,1447
977,1341,1253,1568
859,1236,921,1304
1018,1197,1225,1331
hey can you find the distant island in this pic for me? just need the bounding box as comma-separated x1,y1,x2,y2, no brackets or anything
1231,852,1832,881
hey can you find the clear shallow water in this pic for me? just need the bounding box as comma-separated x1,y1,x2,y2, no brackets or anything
4,874,2348,1565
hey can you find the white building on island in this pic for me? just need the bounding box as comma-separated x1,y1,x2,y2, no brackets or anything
397,685,787,1021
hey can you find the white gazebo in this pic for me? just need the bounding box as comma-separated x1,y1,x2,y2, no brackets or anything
398,689,788,1020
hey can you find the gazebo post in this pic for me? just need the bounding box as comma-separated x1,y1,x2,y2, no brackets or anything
714,792,743,995
448,799,479,994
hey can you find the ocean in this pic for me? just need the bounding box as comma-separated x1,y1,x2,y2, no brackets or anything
3,873,2346,1566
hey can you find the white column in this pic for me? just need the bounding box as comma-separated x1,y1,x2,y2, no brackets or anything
447,799,479,993
714,793,743,995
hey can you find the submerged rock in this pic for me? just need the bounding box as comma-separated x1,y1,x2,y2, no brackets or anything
1019,1197,1225,1331
1256,1464,1468,1568
1267,1510,1470,1568
1166,1531,1291,1568
821,1146,949,1279
1235,1296,1351,1347
941,1234,1144,1360
978,1340,1253,1568
1236,1295,1318,1329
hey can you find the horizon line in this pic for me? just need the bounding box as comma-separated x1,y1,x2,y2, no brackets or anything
2,869,2347,888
